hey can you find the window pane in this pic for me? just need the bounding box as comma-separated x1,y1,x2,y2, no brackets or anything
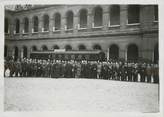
34,17,39,32
110,5,120,25
16,19,20,33
128,5,140,24
66,11,73,29
80,10,87,28
55,13,61,30
94,7,103,27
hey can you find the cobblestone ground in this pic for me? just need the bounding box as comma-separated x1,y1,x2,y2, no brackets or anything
4,78,159,112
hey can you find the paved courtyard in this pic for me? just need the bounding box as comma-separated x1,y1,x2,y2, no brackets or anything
4,78,159,112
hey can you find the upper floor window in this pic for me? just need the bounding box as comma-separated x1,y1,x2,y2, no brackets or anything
23,17,29,33
33,16,39,32
43,14,49,31
66,11,74,30
154,5,158,21
79,9,87,29
128,5,140,24
109,5,120,26
54,13,61,31
5,18,9,33
15,19,20,33
93,6,103,27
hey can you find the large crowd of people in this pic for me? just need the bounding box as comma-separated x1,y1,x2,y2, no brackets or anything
4,57,159,83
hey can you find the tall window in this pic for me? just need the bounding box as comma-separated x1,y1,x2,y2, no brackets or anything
94,6,103,27
154,5,158,21
54,13,61,30
43,14,49,31
79,9,87,28
15,19,20,33
33,16,39,32
24,17,29,33
110,5,120,26
128,5,140,24
66,11,74,29
5,18,9,33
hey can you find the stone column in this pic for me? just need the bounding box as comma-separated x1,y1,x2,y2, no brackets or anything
20,47,23,59
8,47,13,57
39,15,43,32
20,19,23,36
140,5,154,30
28,16,33,36
18,47,22,59
61,16,66,34
73,14,78,34
49,17,54,34
87,8,93,31
102,6,109,31
27,47,31,58
120,5,128,30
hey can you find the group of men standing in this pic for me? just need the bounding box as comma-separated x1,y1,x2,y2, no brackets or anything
4,58,159,83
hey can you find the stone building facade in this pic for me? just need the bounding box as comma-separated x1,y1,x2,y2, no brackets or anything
4,5,159,62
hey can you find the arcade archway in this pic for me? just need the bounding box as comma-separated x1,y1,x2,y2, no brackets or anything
109,44,119,59
127,44,138,61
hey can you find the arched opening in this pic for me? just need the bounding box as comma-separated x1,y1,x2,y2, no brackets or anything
24,17,29,33
94,6,103,27
66,11,74,29
53,45,59,50
15,19,20,33
14,47,18,61
127,44,139,61
109,44,119,59
54,13,61,30
99,52,106,61
79,9,87,28
93,44,102,50
42,45,48,51
79,44,86,50
43,14,49,31
154,44,158,64
4,45,7,57
23,46,28,58
33,16,39,32
32,46,37,51
110,5,120,26
65,45,72,51
128,5,140,24
5,18,9,33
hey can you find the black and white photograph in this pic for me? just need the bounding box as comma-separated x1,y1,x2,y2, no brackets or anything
3,4,160,114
